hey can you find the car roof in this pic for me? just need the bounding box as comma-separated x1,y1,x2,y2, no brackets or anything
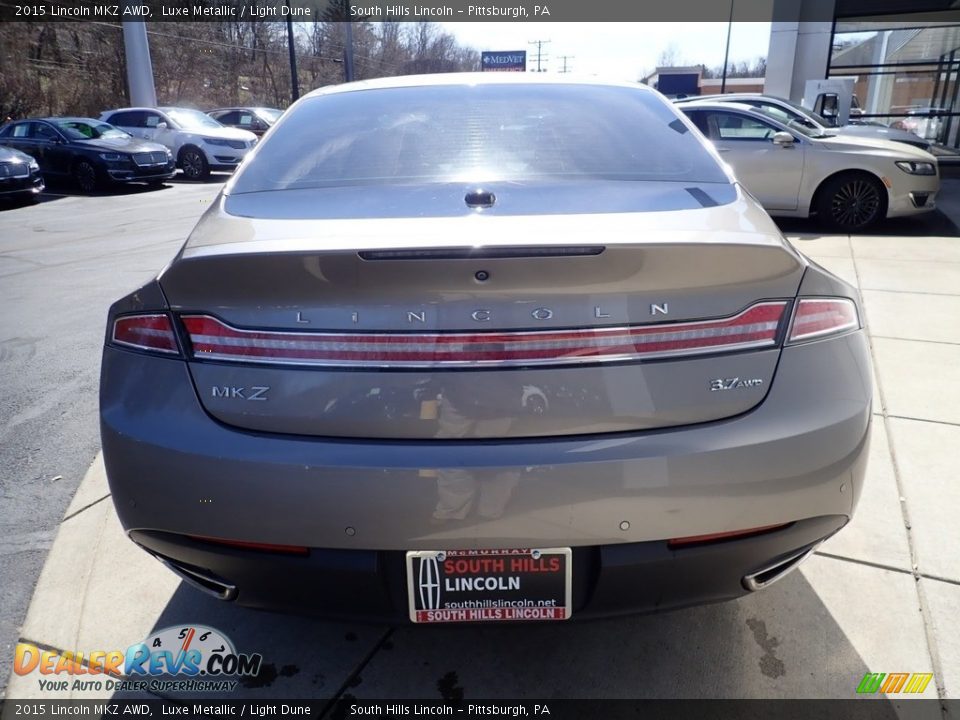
302,72,655,100
676,101,765,114
209,107,277,112
40,117,104,123
678,94,800,107
677,92,761,102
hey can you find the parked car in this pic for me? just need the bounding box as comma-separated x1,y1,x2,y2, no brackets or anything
676,94,931,151
0,118,174,193
0,144,44,204
207,107,283,137
102,74,873,623
100,107,257,180
891,107,948,142
679,101,939,230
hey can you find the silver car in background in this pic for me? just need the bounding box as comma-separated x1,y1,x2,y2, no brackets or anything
101,75,872,623
680,101,939,230
675,93,931,151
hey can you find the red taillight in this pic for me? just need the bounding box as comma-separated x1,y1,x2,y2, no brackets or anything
787,298,859,343
189,535,309,556
668,523,790,548
181,301,789,368
112,314,179,355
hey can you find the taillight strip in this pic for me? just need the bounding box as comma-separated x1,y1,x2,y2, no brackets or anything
788,298,859,343
112,314,180,355
182,301,788,368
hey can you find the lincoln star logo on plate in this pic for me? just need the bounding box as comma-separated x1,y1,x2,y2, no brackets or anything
418,553,442,610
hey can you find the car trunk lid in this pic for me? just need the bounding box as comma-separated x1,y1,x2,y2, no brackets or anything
159,189,805,439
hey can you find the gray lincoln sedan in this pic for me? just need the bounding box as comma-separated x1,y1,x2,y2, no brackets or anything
100,74,872,624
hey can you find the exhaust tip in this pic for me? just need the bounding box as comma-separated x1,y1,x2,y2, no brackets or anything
143,550,237,601
742,540,825,592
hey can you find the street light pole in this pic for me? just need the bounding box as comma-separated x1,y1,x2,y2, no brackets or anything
343,21,355,82
720,0,734,94
285,0,299,102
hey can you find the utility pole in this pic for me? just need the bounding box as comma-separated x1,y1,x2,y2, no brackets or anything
285,0,299,102
720,0,734,93
121,17,157,107
343,21,355,82
528,39,551,73
558,55,574,74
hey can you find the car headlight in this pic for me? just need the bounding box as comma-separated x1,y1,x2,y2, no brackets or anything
28,159,39,171
99,152,126,162
203,137,231,147
895,160,936,176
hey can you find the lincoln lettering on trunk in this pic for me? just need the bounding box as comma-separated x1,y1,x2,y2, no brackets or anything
294,302,670,326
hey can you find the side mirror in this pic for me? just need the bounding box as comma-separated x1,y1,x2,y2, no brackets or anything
156,122,168,130
772,131,795,147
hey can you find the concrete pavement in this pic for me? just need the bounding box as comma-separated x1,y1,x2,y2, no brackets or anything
0,179,226,696
3,182,959,704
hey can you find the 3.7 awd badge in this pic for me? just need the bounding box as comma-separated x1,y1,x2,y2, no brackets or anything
709,377,764,391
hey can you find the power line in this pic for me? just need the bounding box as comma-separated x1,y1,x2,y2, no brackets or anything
81,21,358,66
528,39,551,73
28,19,413,73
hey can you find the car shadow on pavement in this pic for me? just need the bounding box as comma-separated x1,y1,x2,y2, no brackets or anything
775,209,959,239
0,197,46,211
31,178,176,203
168,172,232,185
120,568,913,707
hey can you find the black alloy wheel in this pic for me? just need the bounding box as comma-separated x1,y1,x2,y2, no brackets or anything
73,160,99,193
179,147,209,181
817,174,885,231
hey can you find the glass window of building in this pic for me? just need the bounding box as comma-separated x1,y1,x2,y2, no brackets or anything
829,20,960,151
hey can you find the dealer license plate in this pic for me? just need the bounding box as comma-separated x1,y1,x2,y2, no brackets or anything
406,548,572,623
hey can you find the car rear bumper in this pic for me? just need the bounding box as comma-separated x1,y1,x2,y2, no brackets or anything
129,514,846,621
101,324,872,621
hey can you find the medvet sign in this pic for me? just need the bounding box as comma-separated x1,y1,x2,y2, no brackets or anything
481,51,527,72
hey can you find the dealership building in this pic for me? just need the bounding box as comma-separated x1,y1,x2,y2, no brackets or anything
764,0,960,149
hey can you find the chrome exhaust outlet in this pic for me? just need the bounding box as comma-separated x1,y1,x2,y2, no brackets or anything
742,540,825,592
154,556,238,601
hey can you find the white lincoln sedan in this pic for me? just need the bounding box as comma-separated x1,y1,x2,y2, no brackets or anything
680,101,939,230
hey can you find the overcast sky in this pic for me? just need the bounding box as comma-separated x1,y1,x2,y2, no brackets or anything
440,22,772,81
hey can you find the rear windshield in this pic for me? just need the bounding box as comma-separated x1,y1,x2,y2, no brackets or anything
229,83,728,194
